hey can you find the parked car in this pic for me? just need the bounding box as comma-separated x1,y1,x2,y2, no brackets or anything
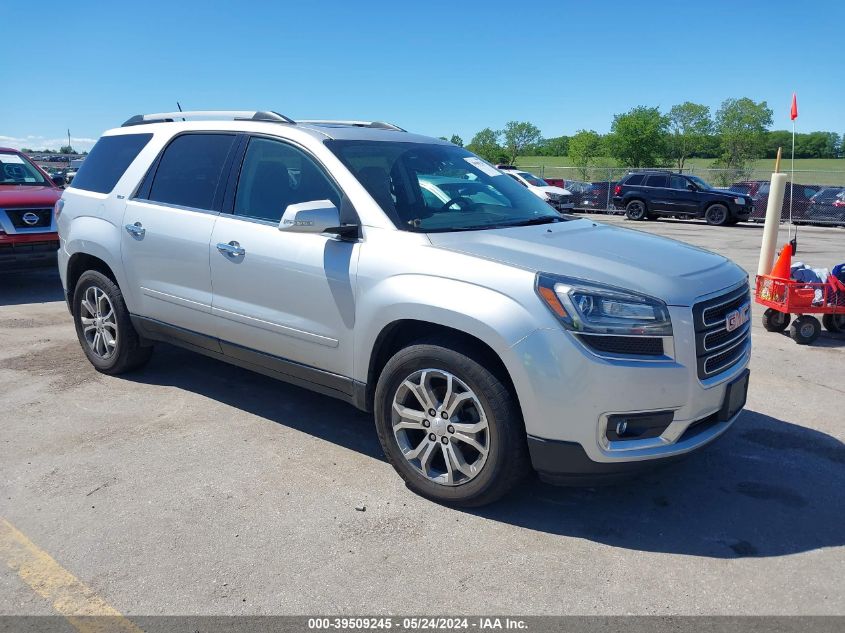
495,165,574,212
805,188,845,226
730,180,823,223
567,180,614,211
613,171,753,225
58,110,750,506
0,147,66,270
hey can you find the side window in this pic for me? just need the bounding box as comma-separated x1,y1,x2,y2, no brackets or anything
71,133,152,194
645,174,668,188
148,134,236,210
234,137,341,222
670,175,687,189
508,173,527,187
625,174,645,185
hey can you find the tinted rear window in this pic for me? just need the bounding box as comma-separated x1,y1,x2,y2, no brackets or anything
70,134,153,193
625,174,645,185
645,174,668,188
148,134,236,210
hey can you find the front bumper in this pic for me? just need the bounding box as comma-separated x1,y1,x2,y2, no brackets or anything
0,234,59,271
506,302,751,477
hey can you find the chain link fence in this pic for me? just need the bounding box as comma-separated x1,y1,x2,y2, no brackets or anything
520,164,845,226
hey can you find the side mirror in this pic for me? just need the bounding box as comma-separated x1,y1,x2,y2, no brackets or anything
52,175,66,187
279,200,355,237
687,184,696,191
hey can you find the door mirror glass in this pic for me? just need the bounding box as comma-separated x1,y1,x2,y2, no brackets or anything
279,199,341,234
687,183,697,191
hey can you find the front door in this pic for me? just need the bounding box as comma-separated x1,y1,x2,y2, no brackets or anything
209,136,358,380
121,132,238,336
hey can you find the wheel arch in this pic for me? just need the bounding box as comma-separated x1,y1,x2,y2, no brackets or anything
363,319,521,415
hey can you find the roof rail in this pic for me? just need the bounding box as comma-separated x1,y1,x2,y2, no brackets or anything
297,119,406,132
121,110,295,127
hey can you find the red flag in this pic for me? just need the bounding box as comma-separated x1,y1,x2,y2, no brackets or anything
790,93,798,120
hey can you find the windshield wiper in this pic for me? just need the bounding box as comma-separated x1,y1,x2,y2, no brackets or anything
500,216,563,228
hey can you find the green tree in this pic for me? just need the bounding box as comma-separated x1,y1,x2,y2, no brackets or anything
501,121,542,164
667,102,711,169
449,134,463,147
466,128,503,163
537,136,569,156
568,130,603,180
59,145,75,154
712,97,773,183
607,106,669,167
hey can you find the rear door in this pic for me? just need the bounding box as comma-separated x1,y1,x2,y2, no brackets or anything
209,135,359,381
643,173,671,212
121,132,239,337
669,174,697,214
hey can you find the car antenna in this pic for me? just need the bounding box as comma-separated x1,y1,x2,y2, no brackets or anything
176,101,185,121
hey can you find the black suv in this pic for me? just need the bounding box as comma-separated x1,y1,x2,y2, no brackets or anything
612,171,753,226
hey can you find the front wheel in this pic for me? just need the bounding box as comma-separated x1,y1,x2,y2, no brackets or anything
625,200,647,221
762,308,790,332
73,270,153,374
374,339,529,507
789,315,821,345
705,204,730,226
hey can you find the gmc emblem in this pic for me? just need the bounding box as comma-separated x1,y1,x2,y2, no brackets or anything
725,303,750,332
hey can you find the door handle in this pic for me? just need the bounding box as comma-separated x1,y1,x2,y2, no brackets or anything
125,222,145,238
216,241,245,257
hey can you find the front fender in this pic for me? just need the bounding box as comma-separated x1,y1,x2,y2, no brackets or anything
353,273,546,383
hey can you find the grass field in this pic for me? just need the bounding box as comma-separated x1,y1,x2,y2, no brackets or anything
514,156,845,186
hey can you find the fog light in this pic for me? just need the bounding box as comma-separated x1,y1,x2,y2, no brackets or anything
606,411,674,442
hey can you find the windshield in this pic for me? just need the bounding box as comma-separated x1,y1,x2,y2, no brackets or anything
516,171,547,187
325,141,562,232
688,175,712,190
0,152,48,186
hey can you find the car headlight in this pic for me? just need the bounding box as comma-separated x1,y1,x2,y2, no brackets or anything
536,273,673,336
734,197,746,206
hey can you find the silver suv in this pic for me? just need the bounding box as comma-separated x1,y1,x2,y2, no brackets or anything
57,110,751,506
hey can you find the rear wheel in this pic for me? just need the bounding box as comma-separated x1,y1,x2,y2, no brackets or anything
762,308,790,332
625,200,647,221
374,339,529,507
822,314,845,332
789,315,821,345
704,204,729,226
73,270,153,374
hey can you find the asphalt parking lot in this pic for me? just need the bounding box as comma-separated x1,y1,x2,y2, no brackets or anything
1,216,843,617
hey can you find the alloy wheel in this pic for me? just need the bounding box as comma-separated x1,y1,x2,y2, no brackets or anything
80,286,118,359
391,369,489,486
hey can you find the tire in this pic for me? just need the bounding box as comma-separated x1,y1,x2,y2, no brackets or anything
704,204,730,226
762,309,790,332
72,270,153,374
625,200,647,221
822,314,845,332
789,315,821,345
373,338,529,507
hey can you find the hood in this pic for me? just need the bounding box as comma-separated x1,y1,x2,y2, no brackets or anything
0,185,61,208
427,218,746,306
538,185,572,196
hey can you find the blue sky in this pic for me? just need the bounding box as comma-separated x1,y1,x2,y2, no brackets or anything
1,0,842,151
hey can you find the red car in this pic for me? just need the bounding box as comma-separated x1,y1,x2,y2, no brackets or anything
0,148,65,270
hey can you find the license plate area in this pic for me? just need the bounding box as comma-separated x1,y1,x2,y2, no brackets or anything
719,369,750,422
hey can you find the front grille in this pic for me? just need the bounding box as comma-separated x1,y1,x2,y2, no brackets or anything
5,208,53,229
692,283,751,380
580,334,664,356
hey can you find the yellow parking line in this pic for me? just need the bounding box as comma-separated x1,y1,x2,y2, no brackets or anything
0,517,143,633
